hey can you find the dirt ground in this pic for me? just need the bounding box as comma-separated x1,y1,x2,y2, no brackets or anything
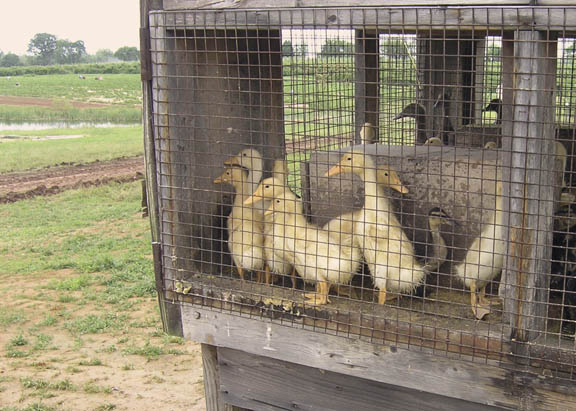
0,159,207,410
0,157,146,204
0,96,113,109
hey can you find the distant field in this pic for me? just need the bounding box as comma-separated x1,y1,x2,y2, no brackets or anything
0,126,143,173
0,74,142,105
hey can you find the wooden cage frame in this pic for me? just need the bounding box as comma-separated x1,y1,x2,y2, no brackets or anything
140,1,576,409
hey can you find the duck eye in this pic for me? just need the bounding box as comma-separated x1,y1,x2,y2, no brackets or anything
265,185,270,189
242,153,247,157
346,157,352,161
276,199,280,203
384,172,389,176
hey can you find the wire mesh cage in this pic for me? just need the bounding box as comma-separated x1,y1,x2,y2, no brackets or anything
146,6,576,383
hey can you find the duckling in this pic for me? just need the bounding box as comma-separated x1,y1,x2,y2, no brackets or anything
394,103,428,145
326,151,426,305
423,207,456,273
484,141,498,149
360,122,377,144
482,98,502,124
214,166,265,281
424,137,443,146
264,190,362,305
454,182,504,320
224,148,263,198
245,160,297,287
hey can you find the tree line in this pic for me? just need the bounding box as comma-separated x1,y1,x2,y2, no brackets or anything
0,33,139,68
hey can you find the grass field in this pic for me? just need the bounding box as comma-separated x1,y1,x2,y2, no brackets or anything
0,182,204,410
0,74,142,105
0,126,144,173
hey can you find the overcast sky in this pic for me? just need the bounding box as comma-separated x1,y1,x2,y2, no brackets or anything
0,0,140,55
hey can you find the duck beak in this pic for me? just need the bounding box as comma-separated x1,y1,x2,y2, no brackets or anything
224,155,239,166
325,164,344,177
213,176,223,184
394,184,410,195
393,113,403,120
264,207,274,216
244,185,263,205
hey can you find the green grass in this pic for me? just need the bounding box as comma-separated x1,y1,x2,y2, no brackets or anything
0,104,141,123
0,74,142,105
0,126,143,172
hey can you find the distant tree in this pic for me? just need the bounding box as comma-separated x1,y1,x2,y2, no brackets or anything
282,40,294,57
114,46,139,61
319,39,353,57
293,44,308,57
28,33,58,65
0,53,21,67
95,49,117,63
485,45,501,63
54,40,86,64
380,38,414,59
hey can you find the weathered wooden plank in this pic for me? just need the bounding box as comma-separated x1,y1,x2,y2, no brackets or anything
163,0,531,11
180,305,576,410
201,344,245,411
355,29,379,144
155,7,576,33
501,31,558,347
219,347,499,411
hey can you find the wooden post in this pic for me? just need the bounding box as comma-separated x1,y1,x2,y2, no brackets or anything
201,344,247,411
355,29,379,144
500,31,557,350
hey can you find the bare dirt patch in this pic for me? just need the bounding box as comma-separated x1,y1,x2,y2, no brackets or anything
0,95,114,109
0,271,205,410
0,156,145,203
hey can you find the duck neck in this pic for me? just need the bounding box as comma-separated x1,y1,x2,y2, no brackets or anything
361,166,390,213
247,159,263,195
233,179,251,208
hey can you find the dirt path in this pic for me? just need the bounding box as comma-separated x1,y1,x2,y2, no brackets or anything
0,156,145,203
0,95,114,108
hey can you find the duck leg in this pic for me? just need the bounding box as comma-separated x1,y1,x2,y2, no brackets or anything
237,265,245,280
478,287,502,306
263,264,272,284
304,280,330,305
470,281,490,320
378,287,387,305
290,267,297,289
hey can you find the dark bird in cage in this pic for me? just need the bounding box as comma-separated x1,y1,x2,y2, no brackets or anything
261,190,362,306
245,160,298,288
482,98,502,124
432,93,456,145
213,166,266,282
454,182,504,320
393,103,429,145
326,152,427,305
551,198,576,337
423,207,457,274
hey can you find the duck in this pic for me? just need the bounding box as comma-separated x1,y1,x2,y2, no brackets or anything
454,182,504,320
263,190,362,305
423,207,456,273
393,103,428,145
424,137,443,146
214,166,266,281
482,98,502,124
326,151,426,305
359,122,377,144
244,160,297,287
224,148,264,199
484,141,498,149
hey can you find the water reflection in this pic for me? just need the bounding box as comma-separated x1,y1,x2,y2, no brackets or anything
0,122,140,131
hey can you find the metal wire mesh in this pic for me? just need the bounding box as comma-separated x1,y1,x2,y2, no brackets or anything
149,7,576,378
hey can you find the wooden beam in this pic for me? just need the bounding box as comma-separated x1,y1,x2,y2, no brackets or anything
157,7,576,33
163,0,530,10
219,347,497,411
501,31,558,348
355,29,380,144
181,305,576,410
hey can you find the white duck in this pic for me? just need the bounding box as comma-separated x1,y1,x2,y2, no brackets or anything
214,166,265,281
326,151,426,305
264,190,362,305
454,182,504,320
245,160,297,286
